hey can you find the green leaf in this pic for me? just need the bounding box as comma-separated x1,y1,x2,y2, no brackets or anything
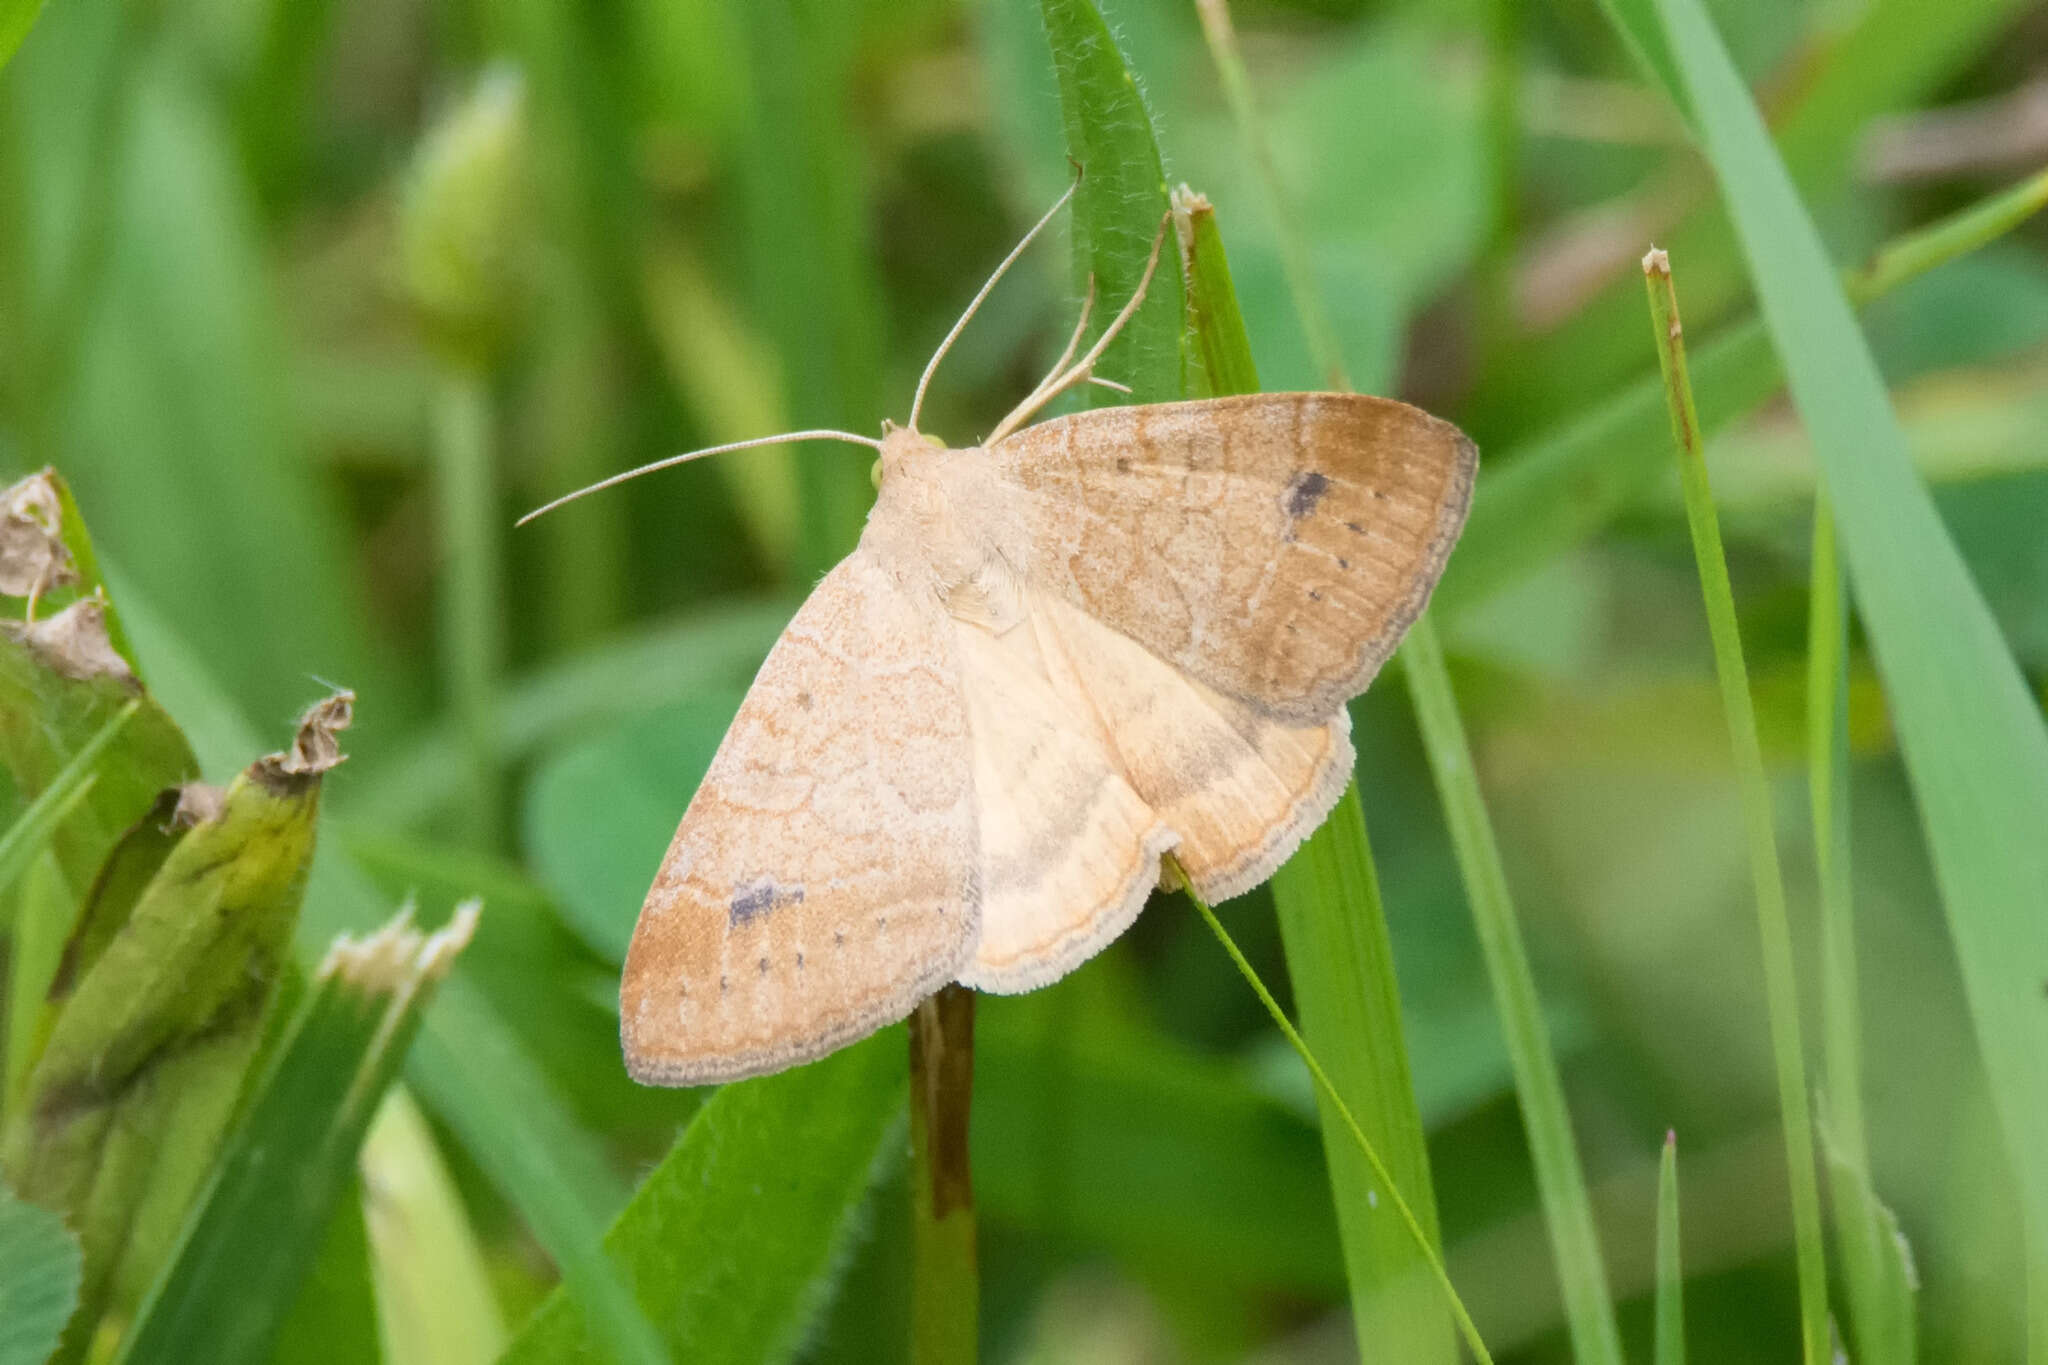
1647,0,2048,1346
0,1183,81,1365
1,694,348,1359
107,568,669,1365
499,1032,904,1365
0,600,196,908
271,1180,383,1365
114,905,479,1365
1037,0,1185,405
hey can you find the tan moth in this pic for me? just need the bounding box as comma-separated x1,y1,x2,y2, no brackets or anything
522,188,1477,1085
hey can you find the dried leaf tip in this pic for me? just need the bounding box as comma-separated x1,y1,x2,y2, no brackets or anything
275,689,356,777
5,593,132,682
321,899,480,990
0,470,77,604
1642,246,1672,276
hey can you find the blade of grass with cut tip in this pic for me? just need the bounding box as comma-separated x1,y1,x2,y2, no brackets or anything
1173,168,1456,1365
114,906,480,1365
1656,1132,1683,1365
1038,0,1186,404
1438,166,2048,620
1646,0,2048,1350
1644,250,1828,1363
499,1032,904,1365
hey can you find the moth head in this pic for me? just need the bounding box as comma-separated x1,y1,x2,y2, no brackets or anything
876,421,948,487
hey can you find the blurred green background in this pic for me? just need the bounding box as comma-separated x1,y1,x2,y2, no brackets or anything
3,0,2046,1358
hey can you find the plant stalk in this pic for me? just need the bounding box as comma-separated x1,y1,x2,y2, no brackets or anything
909,984,977,1365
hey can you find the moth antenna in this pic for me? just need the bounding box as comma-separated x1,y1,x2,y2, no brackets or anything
987,213,1169,444
1086,376,1132,395
907,178,1077,434
1005,275,1097,421
516,429,882,527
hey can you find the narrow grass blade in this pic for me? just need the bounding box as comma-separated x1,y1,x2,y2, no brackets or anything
909,986,976,1365
499,1032,904,1365
1038,0,1186,403
1439,167,2048,620
1646,0,2048,1348
1401,616,1625,1365
0,1183,81,1365
0,0,47,73
1173,189,1259,400
1655,1131,1683,1365
1643,250,1829,1363
1269,794,1455,1360
1178,868,1493,1365
114,904,480,1365
1810,494,1916,1362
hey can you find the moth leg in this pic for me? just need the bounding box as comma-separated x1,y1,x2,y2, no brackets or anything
988,214,1170,444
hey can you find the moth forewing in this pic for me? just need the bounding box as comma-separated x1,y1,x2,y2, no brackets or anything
990,391,1477,727
619,552,981,1086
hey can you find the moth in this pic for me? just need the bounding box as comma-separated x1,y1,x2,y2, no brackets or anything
524,189,1476,1085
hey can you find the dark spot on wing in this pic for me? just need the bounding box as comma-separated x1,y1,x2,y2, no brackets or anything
758,957,770,975
1115,456,1132,473
796,952,806,969
795,690,813,711
1308,588,1322,601
719,974,729,994
1284,470,1330,521
1338,557,1350,570
729,879,805,927
1345,520,1365,535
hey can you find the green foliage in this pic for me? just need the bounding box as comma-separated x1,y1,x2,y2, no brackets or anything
5,0,2048,1356
1650,0,2048,1349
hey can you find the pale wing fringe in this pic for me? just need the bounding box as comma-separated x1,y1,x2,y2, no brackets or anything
621,552,981,1086
994,391,1477,727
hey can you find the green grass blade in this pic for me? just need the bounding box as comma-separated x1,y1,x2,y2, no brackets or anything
1401,617,1625,1365
499,1032,904,1365
114,905,479,1365
1809,498,1863,1164
0,1183,80,1365
1037,0,1185,404
1439,167,2048,620
1179,869,1493,1365
1643,250,1828,1363
1269,794,1456,1360
429,369,505,850
1655,1131,1683,1365
1646,0,2048,1350
0,0,46,74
